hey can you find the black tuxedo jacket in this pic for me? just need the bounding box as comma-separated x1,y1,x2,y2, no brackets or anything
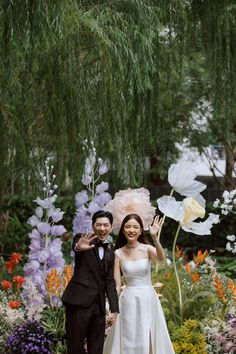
62,235,119,314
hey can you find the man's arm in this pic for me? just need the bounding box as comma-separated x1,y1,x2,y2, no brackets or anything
105,254,119,315
73,233,97,251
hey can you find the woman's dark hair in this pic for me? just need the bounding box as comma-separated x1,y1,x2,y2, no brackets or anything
114,213,147,250
92,210,113,225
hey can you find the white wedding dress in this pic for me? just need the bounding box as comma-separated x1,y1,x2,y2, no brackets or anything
103,249,175,354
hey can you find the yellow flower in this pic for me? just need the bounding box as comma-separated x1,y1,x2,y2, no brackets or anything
182,197,205,224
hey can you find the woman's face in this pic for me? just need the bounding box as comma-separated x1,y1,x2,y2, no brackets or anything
123,218,142,242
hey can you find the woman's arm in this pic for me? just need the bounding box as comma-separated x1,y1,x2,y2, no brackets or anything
148,243,165,262
148,215,165,262
114,254,122,295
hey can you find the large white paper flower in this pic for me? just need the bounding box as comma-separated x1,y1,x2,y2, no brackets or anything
168,161,206,196
105,188,156,234
157,195,219,235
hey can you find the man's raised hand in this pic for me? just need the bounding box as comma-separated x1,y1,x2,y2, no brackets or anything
75,233,97,251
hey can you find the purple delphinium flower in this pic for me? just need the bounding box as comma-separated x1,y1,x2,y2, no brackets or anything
73,206,92,234
37,222,51,235
27,215,40,227
73,140,112,235
48,207,64,223
75,190,89,207
50,225,66,236
94,192,112,207
4,320,54,354
88,201,100,214
98,160,108,175
35,206,44,219
23,159,65,305
96,181,109,194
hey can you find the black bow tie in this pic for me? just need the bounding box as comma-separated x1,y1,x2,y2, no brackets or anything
97,240,109,249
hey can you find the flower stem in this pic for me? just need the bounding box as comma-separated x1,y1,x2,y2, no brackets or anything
157,188,174,241
220,302,228,320
172,223,183,324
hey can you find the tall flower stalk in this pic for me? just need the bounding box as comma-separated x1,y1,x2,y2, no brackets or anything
172,224,183,321
157,188,174,241
73,140,112,234
157,161,219,323
22,159,66,304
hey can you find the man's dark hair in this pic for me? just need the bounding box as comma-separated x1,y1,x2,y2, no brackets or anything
92,210,113,225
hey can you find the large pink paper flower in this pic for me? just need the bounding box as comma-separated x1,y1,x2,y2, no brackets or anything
105,188,156,234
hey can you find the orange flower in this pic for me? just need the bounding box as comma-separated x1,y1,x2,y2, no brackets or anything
194,249,208,266
8,300,21,309
198,249,208,264
175,245,183,259
13,276,25,289
10,253,22,264
193,253,199,266
5,261,15,274
228,279,236,300
185,263,192,274
1,280,12,291
191,271,200,284
46,269,61,298
214,275,228,304
63,264,73,289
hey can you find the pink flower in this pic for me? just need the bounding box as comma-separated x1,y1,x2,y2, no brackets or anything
105,188,156,234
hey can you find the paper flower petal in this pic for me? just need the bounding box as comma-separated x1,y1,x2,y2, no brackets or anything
181,213,220,235
105,188,155,233
157,196,184,221
168,161,206,196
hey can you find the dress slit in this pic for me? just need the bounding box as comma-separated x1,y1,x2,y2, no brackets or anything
149,329,153,354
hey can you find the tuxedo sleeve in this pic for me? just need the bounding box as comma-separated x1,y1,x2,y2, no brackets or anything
72,234,81,251
105,254,119,313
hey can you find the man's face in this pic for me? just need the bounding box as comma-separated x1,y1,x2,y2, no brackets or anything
93,217,112,242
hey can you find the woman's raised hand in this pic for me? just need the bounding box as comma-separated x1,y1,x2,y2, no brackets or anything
149,215,163,239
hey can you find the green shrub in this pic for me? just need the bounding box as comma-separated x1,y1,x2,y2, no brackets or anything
172,319,207,354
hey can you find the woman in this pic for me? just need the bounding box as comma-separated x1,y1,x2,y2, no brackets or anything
103,213,175,354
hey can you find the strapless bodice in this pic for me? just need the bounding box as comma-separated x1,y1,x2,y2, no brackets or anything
121,258,152,287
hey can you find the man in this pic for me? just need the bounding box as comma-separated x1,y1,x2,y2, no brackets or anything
62,210,119,354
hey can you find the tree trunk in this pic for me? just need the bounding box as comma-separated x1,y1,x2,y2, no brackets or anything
224,140,236,191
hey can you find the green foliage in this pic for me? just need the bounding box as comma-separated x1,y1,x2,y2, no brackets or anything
153,262,216,328
42,306,66,354
172,319,207,354
218,257,236,279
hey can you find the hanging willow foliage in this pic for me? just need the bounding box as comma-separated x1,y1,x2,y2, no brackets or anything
0,0,189,197
190,0,236,190
0,0,235,198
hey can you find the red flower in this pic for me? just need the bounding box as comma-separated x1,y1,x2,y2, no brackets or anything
8,300,21,309
1,280,12,291
10,253,22,264
5,261,15,274
13,276,25,289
